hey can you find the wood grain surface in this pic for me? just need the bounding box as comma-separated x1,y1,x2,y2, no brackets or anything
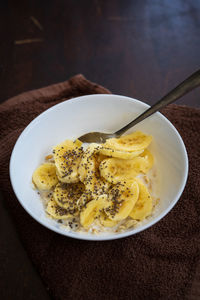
0,0,200,107
0,1,200,299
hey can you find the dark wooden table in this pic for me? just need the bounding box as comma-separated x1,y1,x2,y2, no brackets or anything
0,0,200,299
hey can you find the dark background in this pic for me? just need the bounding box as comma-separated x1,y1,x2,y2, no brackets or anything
0,0,200,299
1,0,200,106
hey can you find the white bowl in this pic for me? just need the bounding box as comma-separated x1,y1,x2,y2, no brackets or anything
10,94,188,241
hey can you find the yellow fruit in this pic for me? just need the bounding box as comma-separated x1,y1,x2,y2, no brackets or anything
53,139,83,183
139,149,154,172
125,149,153,175
104,181,139,221
53,182,84,214
76,192,91,211
95,153,108,168
32,163,58,191
78,144,109,195
99,158,139,184
80,194,109,228
91,176,110,196
33,131,155,229
46,197,72,219
100,148,154,184
73,139,82,147
78,143,100,182
99,212,118,227
100,147,144,159
105,131,152,152
129,179,153,220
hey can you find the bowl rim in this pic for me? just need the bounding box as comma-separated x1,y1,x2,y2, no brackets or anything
9,94,189,241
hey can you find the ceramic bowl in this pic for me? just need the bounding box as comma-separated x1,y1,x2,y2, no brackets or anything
10,94,188,240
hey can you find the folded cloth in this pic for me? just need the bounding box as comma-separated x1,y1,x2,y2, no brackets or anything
0,74,200,300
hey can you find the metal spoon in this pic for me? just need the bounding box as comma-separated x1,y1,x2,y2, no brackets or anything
78,69,200,143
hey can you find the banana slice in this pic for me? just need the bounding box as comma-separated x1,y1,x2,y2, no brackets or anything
53,139,83,183
46,197,72,219
76,176,110,212
125,150,153,175
32,163,58,191
53,182,84,214
91,175,110,196
139,149,154,172
78,143,107,195
100,148,144,160
129,179,153,220
78,143,100,182
100,149,154,184
95,152,108,169
80,194,109,228
99,212,118,227
104,181,139,221
76,191,92,211
99,158,139,184
105,131,152,152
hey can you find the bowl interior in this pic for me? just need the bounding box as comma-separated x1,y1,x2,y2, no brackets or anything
10,94,188,240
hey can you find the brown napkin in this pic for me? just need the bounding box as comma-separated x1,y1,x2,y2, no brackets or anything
0,75,200,299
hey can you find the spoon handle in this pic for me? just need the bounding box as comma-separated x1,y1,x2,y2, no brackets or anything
116,69,200,136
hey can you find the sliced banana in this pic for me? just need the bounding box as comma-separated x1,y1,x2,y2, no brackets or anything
76,177,110,212
105,131,152,152
100,147,144,159
32,163,58,191
99,212,118,227
99,158,139,184
76,191,92,211
78,143,107,195
78,143,100,182
53,139,83,183
100,149,154,184
91,175,110,196
95,152,108,169
129,179,153,220
139,149,154,172
46,197,72,219
104,181,139,221
53,182,84,214
124,150,154,175
34,130,155,230
80,194,109,228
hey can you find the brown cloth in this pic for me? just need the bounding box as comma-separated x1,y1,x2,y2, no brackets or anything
0,74,200,300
